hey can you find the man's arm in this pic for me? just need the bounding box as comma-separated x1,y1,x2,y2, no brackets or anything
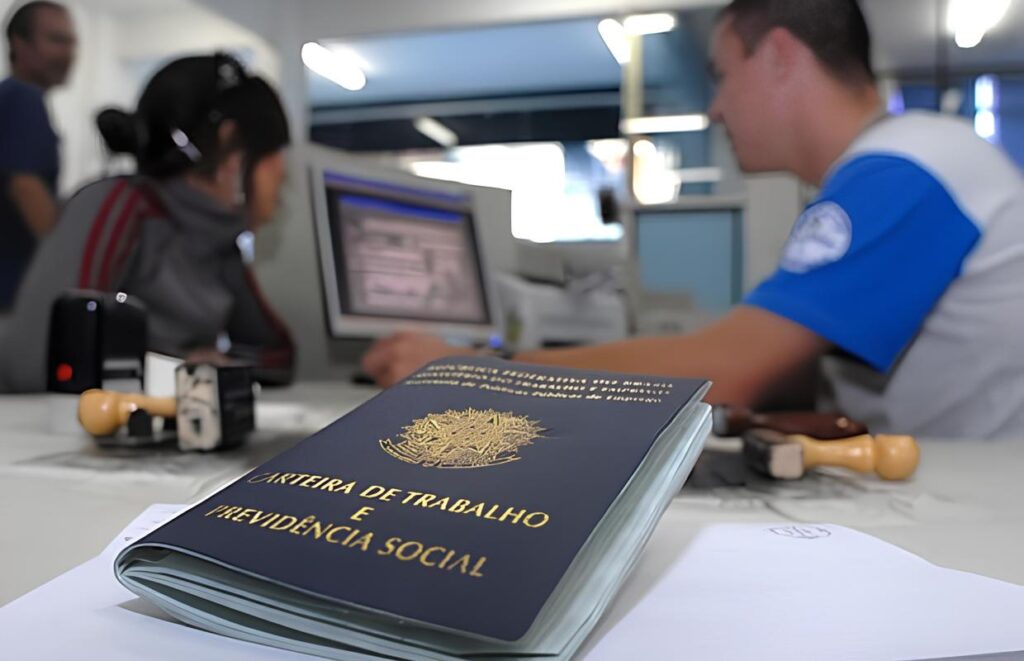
516,306,828,406
8,173,57,237
361,305,830,407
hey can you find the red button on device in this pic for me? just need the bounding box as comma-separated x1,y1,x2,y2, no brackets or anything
56,363,74,382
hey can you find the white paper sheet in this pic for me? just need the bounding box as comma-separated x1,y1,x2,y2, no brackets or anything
4,509,1023,661
0,504,310,661
585,523,1024,661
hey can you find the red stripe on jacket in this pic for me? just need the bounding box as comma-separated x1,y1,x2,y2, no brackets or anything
95,189,143,290
78,179,129,288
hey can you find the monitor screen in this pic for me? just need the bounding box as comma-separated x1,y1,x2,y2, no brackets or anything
635,207,743,313
312,165,495,339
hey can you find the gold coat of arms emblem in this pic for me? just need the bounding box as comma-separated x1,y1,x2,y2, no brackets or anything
379,408,544,469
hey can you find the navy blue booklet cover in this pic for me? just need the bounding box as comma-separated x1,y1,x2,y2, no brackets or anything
123,358,707,642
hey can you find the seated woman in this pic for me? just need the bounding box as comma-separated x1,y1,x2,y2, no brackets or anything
0,53,293,391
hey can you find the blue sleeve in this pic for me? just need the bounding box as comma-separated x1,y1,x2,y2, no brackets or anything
0,83,57,176
744,155,980,372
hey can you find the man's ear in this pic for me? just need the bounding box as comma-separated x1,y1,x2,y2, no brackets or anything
10,34,30,62
760,27,804,83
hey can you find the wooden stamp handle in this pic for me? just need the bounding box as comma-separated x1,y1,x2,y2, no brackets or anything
789,433,920,480
78,389,177,437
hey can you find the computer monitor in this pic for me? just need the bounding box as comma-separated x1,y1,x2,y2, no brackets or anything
632,199,745,313
309,153,499,342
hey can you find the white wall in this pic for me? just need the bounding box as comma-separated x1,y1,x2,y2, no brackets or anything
50,6,127,194
115,8,278,73
1,0,279,195
742,173,805,292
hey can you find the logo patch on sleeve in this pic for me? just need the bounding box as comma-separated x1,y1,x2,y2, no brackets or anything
780,201,853,273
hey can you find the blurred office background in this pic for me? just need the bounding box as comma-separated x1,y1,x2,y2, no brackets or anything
3,0,1021,378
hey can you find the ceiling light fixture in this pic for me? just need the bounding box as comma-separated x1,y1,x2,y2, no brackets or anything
620,114,710,135
598,19,630,64
599,13,678,64
301,42,366,91
623,13,677,35
632,139,658,158
413,117,459,148
974,75,999,142
947,0,1011,48
675,167,723,184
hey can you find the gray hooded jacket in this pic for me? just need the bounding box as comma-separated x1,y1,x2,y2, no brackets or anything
0,176,293,392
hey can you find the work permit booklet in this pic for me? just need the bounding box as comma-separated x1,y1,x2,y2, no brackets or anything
114,357,712,660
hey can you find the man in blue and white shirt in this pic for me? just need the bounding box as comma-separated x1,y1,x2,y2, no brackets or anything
746,110,1024,438
361,0,1024,439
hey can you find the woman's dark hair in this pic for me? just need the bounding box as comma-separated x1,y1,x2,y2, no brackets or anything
96,53,289,178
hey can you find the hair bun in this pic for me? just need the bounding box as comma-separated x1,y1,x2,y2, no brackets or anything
96,108,143,155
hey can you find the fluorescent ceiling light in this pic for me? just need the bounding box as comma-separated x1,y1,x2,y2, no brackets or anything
623,13,677,35
620,114,710,135
975,75,996,110
599,13,677,64
974,75,999,143
632,139,658,158
675,167,723,184
586,138,629,163
633,176,677,205
302,42,366,91
974,110,997,140
947,0,1011,48
598,18,630,65
413,117,459,148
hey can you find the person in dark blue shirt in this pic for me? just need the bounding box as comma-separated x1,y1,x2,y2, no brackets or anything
0,1,76,308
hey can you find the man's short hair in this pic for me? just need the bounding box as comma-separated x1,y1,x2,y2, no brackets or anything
720,0,875,86
5,1,67,65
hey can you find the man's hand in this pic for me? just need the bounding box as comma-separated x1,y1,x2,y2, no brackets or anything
361,331,476,387
359,307,828,404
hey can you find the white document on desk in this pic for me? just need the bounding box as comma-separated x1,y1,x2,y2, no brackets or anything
0,504,312,661
585,523,1024,661
4,509,1024,661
